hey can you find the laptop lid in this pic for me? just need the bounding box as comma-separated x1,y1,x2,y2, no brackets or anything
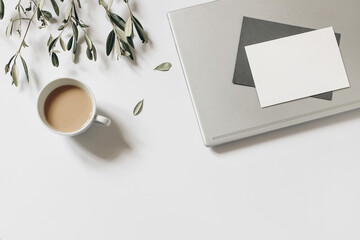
168,0,360,147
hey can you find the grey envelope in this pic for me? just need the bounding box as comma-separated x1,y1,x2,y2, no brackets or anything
233,17,342,101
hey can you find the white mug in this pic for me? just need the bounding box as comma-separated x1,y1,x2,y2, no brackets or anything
37,78,111,136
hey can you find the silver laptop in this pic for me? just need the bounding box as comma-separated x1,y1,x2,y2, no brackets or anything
168,0,360,147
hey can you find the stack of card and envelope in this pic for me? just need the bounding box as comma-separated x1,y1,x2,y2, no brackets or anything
168,0,360,146
234,17,350,108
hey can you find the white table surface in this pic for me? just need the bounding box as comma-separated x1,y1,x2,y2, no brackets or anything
1,1,360,239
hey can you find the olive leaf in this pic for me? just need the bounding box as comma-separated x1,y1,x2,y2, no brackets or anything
154,62,172,71
41,10,52,21
11,63,19,87
106,30,115,56
60,37,66,51
99,0,107,9
109,13,125,31
67,36,73,51
72,37,77,62
84,34,92,50
73,38,77,53
6,20,13,37
25,3,32,12
4,64,10,74
22,41,29,48
73,4,79,22
115,37,122,57
125,16,132,37
5,55,15,74
0,0,5,20
4,64,9,74
133,16,147,43
51,52,59,67
79,22,89,28
64,3,72,20
72,22,78,41
86,47,93,60
48,37,58,52
50,0,59,16
121,39,133,60
47,34,53,46
92,45,97,61
108,0,113,10
133,99,144,116
39,0,45,9
36,7,41,20
20,56,29,82
127,35,134,48
114,27,127,43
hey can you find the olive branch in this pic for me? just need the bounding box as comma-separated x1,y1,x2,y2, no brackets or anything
0,0,148,87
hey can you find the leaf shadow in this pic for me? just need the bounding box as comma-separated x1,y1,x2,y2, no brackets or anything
48,17,58,25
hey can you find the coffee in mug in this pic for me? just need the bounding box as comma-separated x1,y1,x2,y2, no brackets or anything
37,78,111,136
44,85,93,133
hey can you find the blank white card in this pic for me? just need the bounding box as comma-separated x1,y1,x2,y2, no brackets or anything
245,27,350,108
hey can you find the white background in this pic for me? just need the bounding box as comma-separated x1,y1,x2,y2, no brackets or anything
0,0,360,240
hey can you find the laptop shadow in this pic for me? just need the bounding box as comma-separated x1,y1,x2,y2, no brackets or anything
212,108,360,154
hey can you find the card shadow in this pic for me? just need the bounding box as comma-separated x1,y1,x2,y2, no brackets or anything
70,110,131,161
212,108,360,154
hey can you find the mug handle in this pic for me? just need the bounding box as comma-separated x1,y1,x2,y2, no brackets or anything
94,115,111,127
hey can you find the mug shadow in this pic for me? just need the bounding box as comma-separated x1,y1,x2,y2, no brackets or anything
70,110,131,161
212,108,360,154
